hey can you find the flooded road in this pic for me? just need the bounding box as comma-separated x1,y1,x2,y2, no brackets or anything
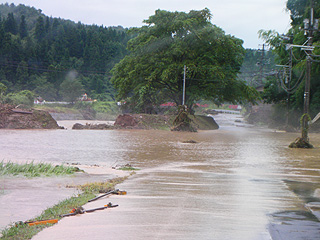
1,114,320,239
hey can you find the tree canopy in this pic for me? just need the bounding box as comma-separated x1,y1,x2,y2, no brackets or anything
259,0,320,119
111,8,259,113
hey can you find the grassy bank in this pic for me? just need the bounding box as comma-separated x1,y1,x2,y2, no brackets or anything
0,161,82,178
1,177,128,240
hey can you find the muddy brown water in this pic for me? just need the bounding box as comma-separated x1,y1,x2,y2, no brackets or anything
1,114,320,239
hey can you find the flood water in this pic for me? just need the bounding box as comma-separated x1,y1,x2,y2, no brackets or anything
1,113,320,239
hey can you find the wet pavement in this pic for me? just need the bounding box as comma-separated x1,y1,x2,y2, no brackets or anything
1,114,320,239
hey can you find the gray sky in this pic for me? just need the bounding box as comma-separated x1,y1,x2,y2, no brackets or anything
4,0,291,49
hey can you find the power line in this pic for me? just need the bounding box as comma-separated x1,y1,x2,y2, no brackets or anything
0,59,110,76
279,69,305,94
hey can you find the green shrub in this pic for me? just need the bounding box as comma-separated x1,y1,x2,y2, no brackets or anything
92,101,119,114
4,90,35,107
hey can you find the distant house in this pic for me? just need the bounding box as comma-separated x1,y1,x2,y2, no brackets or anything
228,105,242,110
34,96,45,105
79,93,92,102
160,102,176,107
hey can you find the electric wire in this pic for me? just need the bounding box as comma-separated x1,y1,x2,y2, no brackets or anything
0,59,110,76
278,67,305,94
291,49,304,62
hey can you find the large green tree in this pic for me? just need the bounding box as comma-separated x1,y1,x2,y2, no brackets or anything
111,8,259,113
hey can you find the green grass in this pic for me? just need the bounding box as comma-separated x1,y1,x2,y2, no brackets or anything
77,177,128,193
33,105,80,114
118,166,140,171
0,161,82,178
0,177,128,240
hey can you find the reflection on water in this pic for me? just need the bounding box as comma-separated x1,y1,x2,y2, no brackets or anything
1,114,320,240
0,129,133,165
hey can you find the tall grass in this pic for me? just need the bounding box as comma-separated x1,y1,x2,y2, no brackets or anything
0,161,82,178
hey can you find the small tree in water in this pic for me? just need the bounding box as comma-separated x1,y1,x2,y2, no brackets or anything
171,105,197,132
289,114,314,148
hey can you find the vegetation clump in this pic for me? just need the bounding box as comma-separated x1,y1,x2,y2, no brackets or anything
0,161,82,177
117,164,140,171
182,140,198,144
76,177,128,193
289,137,314,149
289,114,314,148
171,106,197,132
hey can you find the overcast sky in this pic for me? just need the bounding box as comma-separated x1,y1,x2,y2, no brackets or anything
4,0,291,49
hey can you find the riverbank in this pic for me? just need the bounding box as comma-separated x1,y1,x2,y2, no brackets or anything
0,104,60,129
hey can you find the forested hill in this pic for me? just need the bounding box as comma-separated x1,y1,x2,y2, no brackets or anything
0,3,129,101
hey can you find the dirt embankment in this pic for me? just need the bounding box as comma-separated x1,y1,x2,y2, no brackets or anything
114,114,219,130
0,104,61,129
114,114,173,130
0,104,219,131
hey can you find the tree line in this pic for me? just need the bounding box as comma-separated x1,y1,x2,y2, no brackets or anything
0,3,129,103
260,0,320,126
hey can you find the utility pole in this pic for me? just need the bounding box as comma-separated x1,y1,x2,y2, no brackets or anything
287,0,318,148
286,47,293,128
182,65,186,105
301,0,317,142
278,34,293,128
256,44,266,86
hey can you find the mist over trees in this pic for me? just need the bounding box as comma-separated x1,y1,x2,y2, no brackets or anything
0,3,128,102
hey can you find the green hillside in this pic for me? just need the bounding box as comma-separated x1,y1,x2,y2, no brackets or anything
0,3,129,101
